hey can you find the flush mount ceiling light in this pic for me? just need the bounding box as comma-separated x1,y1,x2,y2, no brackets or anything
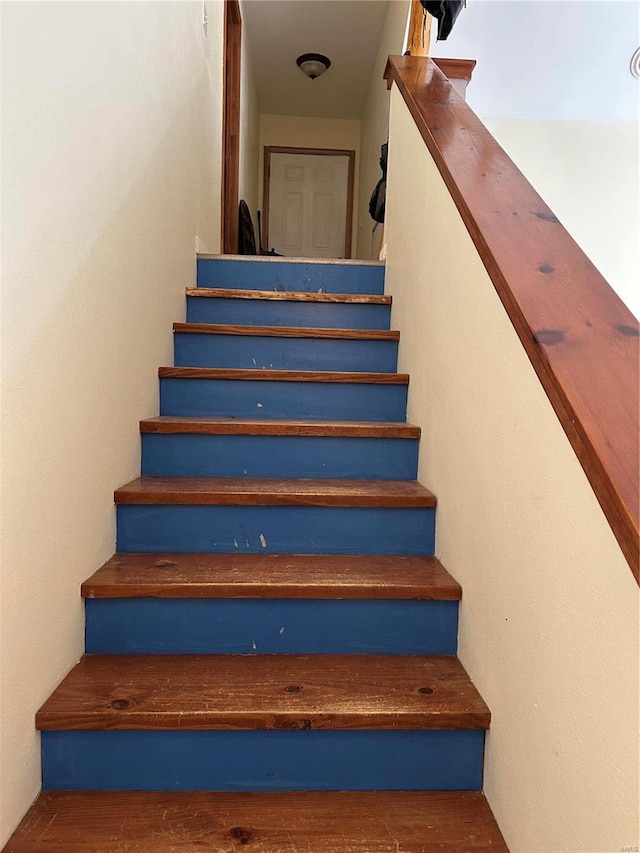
631,47,640,80
296,53,331,80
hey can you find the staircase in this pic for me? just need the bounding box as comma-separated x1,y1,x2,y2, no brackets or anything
5,257,507,851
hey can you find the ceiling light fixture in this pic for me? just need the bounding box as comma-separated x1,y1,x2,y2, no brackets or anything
631,47,640,80
296,53,331,80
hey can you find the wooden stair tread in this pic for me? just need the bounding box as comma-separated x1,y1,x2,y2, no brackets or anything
4,790,508,852
158,366,409,384
82,554,461,600
173,322,400,340
114,477,436,507
196,253,385,265
186,287,391,304
36,654,490,731
140,416,421,438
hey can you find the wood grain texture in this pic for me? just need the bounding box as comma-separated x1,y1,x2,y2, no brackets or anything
385,55,640,581
158,367,409,384
197,254,384,266
36,654,490,731
407,0,432,57
173,322,400,340
432,57,477,82
114,477,436,507
139,416,421,438
221,0,241,253
187,287,391,304
4,790,508,852
81,553,460,600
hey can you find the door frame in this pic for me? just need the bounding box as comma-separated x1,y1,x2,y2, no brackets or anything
262,146,356,259
221,0,242,254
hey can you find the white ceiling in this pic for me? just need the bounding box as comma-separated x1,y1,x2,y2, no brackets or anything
241,0,391,119
240,0,640,123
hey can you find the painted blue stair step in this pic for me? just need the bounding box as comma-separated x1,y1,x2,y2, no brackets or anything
114,476,436,554
173,327,399,372
196,256,385,294
116,504,435,554
42,730,484,792
82,552,460,653
141,433,419,479
38,654,487,791
27,257,500,813
139,416,420,479
158,368,408,421
85,598,458,655
186,291,392,330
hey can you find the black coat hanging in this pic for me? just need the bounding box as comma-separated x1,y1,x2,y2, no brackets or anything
419,0,465,41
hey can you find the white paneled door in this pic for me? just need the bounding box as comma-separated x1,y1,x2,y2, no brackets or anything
267,151,352,259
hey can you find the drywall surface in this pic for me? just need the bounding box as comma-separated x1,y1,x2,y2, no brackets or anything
484,117,639,320
356,0,410,259
239,6,261,233
258,114,361,254
260,113,361,155
429,0,640,319
432,0,639,123
385,86,639,853
0,1,224,843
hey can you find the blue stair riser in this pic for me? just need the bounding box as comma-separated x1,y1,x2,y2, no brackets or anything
186,297,391,330
85,599,458,655
116,506,435,555
197,259,385,295
160,378,407,421
141,435,419,479
174,334,398,373
42,730,484,792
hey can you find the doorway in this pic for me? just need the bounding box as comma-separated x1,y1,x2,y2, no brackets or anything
263,146,356,259
221,0,242,254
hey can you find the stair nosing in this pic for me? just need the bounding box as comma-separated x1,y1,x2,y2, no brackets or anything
173,322,400,341
81,554,461,600
114,476,436,508
196,254,384,267
140,416,421,439
36,654,490,732
2,791,509,853
186,287,391,305
158,367,409,384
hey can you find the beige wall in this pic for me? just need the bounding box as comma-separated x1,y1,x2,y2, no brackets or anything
0,1,224,844
485,118,640,320
356,0,410,259
258,114,361,255
239,4,261,233
386,87,639,852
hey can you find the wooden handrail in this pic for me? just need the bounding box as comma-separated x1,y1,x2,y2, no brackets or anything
385,55,639,582
432,58,476,83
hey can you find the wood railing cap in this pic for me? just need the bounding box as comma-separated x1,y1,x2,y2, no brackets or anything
384,55,639,582
432,58,477,82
